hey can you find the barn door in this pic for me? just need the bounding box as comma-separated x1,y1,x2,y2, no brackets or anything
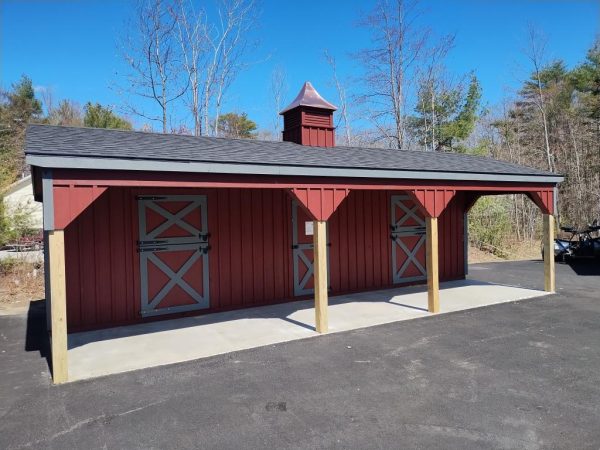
137,195,210,317
390,195,427,284
291,200,329,296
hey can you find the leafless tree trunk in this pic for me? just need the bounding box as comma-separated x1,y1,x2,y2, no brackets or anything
270,65,287,140
356,0,428,149
39,87,55,116
525,25,554,172
202,0,255,136
119,0,188,133
415,34,454,151
172,0,207,136
324,51,353,146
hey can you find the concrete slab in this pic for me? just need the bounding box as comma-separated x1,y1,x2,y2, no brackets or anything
67,279,546,381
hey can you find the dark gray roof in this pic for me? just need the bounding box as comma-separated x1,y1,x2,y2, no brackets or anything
25,124,561,182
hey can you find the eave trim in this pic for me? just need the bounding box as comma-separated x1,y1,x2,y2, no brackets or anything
25,154,564,184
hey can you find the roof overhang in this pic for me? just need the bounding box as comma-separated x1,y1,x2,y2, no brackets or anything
26,154,564,185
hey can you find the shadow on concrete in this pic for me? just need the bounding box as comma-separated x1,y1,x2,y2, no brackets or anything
388,302,428,312
67,279,536,351
25,299,51,372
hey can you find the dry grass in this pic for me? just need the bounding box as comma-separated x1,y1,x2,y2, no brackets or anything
0,257,45,311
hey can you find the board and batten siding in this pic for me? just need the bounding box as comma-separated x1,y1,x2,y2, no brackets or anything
63,187,466,332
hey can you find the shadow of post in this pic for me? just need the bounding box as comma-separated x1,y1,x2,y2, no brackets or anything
25,299,51,373
565,259,600,276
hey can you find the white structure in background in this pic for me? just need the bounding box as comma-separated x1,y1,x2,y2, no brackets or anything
2,175,43,229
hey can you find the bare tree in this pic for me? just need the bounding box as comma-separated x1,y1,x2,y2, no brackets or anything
172,0,208,136
324,50,353,146
270,65,287,140
47,100,83,126
38,87,55,117
356,0,429,149
413,34,454,151
206,0,256,137
524,25,554,172
119,0,188,133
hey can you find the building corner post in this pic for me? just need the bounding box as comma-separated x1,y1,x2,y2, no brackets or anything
426,216,440,313
543,214,556,293
48,230,68,383
313,220,328,333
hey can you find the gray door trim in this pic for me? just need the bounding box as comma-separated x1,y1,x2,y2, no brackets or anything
291,200,329,296
138,195,210,317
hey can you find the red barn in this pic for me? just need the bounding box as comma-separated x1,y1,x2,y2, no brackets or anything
26,82,562,383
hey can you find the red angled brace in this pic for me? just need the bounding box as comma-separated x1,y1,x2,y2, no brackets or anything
407,188,456,218
53,184,108,229
288,187,350,221
528,189,554,215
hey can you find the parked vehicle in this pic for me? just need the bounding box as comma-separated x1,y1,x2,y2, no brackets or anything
543,220,600,262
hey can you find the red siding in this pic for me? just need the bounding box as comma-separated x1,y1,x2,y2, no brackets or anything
65,187,294,331
328,191,393,292
64,187,466,332
438,195,465,281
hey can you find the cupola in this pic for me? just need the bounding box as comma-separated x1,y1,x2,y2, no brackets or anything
279,82,337,147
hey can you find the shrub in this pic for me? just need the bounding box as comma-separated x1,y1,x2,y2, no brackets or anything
0,199,36,247
469,196,512,255
0,256,19,274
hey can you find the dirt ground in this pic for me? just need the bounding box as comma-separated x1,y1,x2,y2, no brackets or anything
468,241,541,263
0,260,45,313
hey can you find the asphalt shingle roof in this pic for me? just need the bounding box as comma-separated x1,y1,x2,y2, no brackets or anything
25,124,557,178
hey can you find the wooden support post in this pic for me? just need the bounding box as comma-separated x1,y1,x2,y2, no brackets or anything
426,216,440,313
313,220,328,333
543,214,556,293
48,230,68,383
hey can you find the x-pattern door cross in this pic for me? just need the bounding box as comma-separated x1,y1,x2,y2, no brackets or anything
391,195,427,284
296,248,314,293
140,198,205,245
146,250,204,309
394,235,426,278
394,201,425,227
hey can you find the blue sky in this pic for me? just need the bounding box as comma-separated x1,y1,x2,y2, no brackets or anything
2,0,598,131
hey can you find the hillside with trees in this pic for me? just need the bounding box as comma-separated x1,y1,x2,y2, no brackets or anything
467,40,600,252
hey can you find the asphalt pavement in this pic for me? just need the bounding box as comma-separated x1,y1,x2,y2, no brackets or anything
0,260,599,449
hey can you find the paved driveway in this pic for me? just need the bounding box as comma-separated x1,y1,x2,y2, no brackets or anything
1,260,599,449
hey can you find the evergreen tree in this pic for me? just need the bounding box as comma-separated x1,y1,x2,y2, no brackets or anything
571,40,600,120
409,74,481,152
83,103,132,130
0,75,43,185
216,112,257,139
